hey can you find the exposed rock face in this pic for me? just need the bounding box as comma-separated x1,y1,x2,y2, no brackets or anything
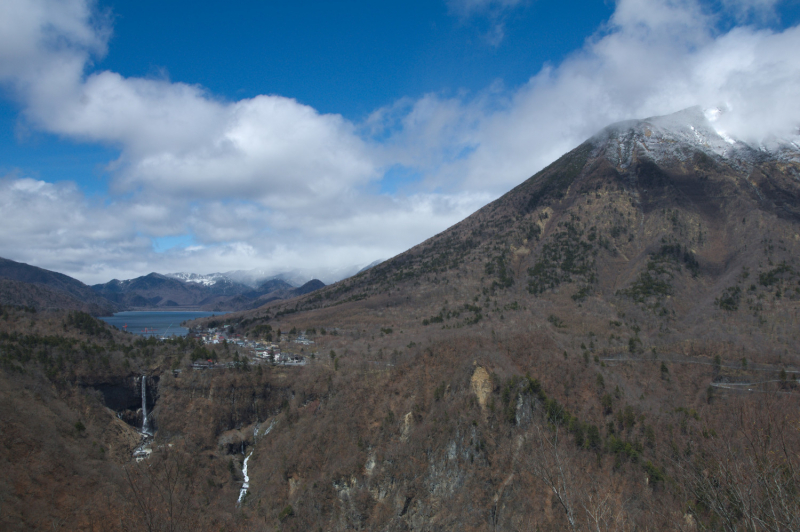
217,426,254,455
85,375,159,430
471,366,492,410
401,411,413,441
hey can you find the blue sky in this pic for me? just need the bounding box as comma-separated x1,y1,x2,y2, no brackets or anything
1,0,799,284
95,1,614,117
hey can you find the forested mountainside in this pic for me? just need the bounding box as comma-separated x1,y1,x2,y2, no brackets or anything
2,108,799,531
0,257,118,316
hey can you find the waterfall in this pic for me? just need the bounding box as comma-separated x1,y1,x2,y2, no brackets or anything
141,375,150,435
237,449,253,504
237,420,275,504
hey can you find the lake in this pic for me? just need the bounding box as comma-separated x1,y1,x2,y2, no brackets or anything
99,311,229,337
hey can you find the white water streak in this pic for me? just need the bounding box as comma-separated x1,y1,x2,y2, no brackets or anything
237,420,276,504
141,375,150,435
237,450,253,504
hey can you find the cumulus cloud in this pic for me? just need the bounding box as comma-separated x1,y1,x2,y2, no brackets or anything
0,0,798,284
0,0,107,86
42,78,378,207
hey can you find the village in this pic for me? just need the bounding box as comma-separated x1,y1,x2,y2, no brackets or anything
187,324,316,369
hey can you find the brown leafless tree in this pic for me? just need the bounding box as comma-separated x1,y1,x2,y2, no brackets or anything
668,394,800,532
122,447,198,532
520,424,636,532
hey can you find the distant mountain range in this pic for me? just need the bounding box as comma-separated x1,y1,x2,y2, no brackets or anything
91,273,327,312
168,261,385,289
0,258,332,314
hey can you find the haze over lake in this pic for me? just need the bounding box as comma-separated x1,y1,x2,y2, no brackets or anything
99,311,229,337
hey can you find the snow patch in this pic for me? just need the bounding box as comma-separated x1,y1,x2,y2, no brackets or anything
166,272,225,286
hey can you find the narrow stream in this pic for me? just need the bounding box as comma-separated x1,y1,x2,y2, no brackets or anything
237,420,275,505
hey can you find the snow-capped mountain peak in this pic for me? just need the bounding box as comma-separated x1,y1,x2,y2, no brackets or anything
597,106,800,169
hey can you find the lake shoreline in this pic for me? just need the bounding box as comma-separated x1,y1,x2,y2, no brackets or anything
99,310,230,337
99,307,232,316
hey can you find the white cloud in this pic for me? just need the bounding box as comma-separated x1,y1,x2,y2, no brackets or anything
29,71,378,210
0,0,107,84
0,170,484,285
0,174,148,281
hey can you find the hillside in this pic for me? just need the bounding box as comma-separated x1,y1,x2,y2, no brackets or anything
0,257,118,315
1,107,799,531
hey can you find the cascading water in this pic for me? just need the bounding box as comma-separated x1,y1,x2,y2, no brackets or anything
141,375,150,435
237,448,253,504
132,375,155,461
237,420,275,504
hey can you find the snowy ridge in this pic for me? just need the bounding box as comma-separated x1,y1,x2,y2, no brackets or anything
168,261,385,290
596,106,800,170
166,272,228,286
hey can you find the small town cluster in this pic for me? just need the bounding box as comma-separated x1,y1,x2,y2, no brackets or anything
188,324,316,367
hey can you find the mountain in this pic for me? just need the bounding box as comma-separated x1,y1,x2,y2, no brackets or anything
0,257,118,315
165,272,233,287
254,106,800,331
182,106,800,529
220,278,327,311
256,279,295,293
356,258,385,274
252,278,326,299
292,279,326,296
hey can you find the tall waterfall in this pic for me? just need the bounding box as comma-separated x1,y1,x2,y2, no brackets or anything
141,375,150,435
